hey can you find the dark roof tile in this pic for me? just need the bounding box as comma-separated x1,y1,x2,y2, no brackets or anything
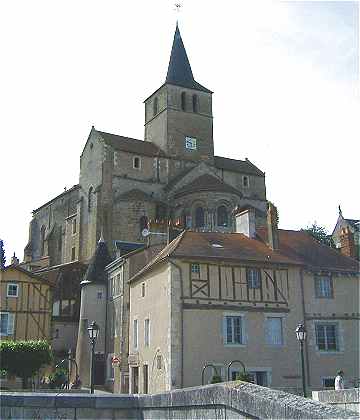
214,156,264,176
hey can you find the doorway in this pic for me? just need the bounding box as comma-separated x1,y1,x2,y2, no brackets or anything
132,367,139,394
143,364,149,394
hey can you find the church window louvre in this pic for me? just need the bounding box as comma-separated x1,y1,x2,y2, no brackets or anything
192,94,198,113
195,207,205,228
181,92,186,111
243,176,249,188
217,206,229,227
153,97,158,116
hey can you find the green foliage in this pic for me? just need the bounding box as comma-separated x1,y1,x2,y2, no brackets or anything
0,340,53,388
210,374,223,384
302,223,335,248
0,239,6,269
235,372,253,382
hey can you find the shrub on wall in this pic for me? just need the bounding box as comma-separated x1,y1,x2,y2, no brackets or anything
0,340,53,388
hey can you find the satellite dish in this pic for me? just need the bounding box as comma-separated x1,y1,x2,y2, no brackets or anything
142,228,150,237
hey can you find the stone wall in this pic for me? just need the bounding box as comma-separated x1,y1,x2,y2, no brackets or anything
1,382,357,420
313,388,359,415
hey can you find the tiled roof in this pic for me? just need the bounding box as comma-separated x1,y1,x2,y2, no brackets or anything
2,264,51,284
214,156,264,176
172,174,242,198
97,130,165,158
130,228,359,282
115,189,158,202
33,184,80,213
257,228,359,273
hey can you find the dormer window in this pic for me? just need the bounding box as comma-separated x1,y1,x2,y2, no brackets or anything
153,97,158,116
192,94,198,113
181,92,186,111
243,176,249,188
133,156,141,169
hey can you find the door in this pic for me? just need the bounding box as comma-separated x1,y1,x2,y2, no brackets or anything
94,354,105,385
143,365,148,394
132,367,139,394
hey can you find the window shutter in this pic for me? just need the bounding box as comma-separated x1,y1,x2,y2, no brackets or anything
7,313,15,335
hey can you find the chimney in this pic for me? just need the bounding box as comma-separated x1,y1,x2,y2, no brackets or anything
234,206,256,238
340,227,356,258
11,252,19,265
267,202,279,250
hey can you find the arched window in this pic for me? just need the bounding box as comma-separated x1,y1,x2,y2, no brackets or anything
140,216,148,235
195,207,205,228
181,92,186,111
40,225,46,256
217,206,228,227
153,97,158,116
88,187,93,212
192,94,198,113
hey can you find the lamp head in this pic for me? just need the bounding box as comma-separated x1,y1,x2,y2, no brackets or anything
295,323,306,342
88,321,100,341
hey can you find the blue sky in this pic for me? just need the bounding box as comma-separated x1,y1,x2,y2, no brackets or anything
0,0,358,262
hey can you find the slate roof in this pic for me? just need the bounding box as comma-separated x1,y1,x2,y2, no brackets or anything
82,239,112,285
166,24,212,94
172,174,242,198
214,156,264,176
129,229,359,283
33,185,80,213
345,218,360,232
97,130,165,158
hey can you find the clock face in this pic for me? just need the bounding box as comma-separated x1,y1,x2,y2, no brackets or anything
185,136,197,150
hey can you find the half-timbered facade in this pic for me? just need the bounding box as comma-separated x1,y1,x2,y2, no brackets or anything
127,219,359,394
0,264,53,341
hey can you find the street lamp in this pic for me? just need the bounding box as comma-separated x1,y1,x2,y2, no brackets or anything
295,323,307,397
88,321,100,394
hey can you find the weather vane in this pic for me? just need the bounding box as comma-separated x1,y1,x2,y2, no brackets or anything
174,2,182,14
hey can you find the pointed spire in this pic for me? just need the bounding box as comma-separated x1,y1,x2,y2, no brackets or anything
166,24,212,93
81,239,112,286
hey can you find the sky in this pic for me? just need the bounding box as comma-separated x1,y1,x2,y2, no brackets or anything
0,0,358,263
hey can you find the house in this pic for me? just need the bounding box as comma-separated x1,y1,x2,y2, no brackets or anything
127,205,359,394
0,256,53,341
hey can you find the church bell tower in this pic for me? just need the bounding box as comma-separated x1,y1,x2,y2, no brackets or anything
144,24,214,163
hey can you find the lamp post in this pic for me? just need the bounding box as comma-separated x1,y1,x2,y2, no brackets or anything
295,323,307,397
88,321,100,394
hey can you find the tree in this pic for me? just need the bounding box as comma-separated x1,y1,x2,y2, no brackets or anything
302,223,335,248
0,239,6,269
0,340,53,388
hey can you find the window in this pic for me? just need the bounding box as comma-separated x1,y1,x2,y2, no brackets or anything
72,218,77,235
144,318,150,347
224,315,244,345
153,97,158,116
139,216,148,235
265,317,283,346
315,275,333,298
133,156,141,169
133,319,138,350
185,136,197,150
40,225,46,256
0,313,15,336
315,323,339,351
156,354,162,369
71,247,76,261
191,263,200,274
195,207,205,228
97,291,103,300
322,377,335,389
7,283,18,297
141,283,145,298
243,176,249,188
217,206,228,227
88,187,93,212
181,92,186,111
247,268,261,289
192,94,198,113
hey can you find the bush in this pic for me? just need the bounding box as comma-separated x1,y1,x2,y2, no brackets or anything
235,372,253,382
210,375,223,384
0,340,53,388
48,367,68,389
